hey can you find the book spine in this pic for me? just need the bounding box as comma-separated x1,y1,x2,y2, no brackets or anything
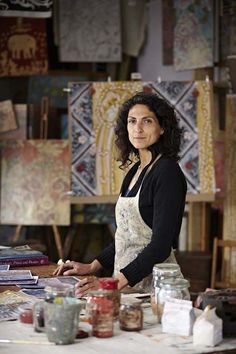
0,257,49,266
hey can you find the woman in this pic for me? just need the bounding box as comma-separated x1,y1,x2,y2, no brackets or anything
54,91,187,296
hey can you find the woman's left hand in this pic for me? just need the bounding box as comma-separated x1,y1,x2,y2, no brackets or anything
75,276,100,297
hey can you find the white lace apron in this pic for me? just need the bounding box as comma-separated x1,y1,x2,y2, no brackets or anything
113,155,178,292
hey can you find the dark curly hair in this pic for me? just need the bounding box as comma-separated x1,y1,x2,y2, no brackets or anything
115,91,183,169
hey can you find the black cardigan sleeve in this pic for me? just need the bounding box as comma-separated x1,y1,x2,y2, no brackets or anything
120,160,187,286
96,241,115,269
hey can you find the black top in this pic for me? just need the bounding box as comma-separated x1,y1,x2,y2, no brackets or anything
96,156,187,287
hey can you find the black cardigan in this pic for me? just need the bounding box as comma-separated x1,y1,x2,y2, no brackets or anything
96,156,187,287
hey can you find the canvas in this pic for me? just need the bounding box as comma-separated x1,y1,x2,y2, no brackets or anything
144,80,215,195
93,81,143,196
0,17,48,76
58,0,121,62
0,100,17,133
0,104,27,139
1,140,70,225
69,82,96,196
174,0,214,70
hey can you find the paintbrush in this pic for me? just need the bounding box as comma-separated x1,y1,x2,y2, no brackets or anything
0,339,54,345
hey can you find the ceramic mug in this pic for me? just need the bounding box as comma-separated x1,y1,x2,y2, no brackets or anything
44,297,85,345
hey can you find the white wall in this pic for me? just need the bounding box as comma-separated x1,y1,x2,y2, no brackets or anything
138,0,193,81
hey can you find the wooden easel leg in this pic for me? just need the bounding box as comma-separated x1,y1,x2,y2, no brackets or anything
63,226,76,260
12,225,22,243
52,225,64,260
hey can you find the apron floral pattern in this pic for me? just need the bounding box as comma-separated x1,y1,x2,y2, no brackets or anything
114,156,178,292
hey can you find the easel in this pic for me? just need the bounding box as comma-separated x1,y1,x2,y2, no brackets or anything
12,97,65,260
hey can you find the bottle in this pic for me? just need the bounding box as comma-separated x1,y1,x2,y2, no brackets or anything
98,277,120,320
119,299,143,331
150,263,181,315
157,277,190,322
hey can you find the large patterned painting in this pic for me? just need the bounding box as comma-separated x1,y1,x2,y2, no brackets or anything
1,140,70,225
174,0,214,70
58,0,121,62
144,80,215,194
93,81,143,195
69,82,96,196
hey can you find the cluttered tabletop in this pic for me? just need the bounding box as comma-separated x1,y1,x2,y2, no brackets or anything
1,263,236,353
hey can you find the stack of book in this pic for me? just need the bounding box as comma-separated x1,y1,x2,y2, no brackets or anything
0,245,49,266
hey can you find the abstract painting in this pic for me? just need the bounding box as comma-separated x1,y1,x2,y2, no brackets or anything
1,140,70,225
174,0,214,70
58,0,121,62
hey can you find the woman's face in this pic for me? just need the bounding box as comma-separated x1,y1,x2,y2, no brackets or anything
127,104,164,150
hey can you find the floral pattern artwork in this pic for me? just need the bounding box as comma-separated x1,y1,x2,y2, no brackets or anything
1,140,70,225
0,100,17,133
93,81,143,195
69,82,96,196
144,81,200,193
173,0,214,70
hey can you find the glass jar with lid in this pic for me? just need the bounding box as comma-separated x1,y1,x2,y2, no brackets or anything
150,263,181,315
98,277,120,320
86,290,114,338
156,278,190,322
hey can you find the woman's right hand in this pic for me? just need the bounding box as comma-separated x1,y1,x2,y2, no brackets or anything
53,261,93,276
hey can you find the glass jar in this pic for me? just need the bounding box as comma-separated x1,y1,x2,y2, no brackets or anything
156,278,190,322
119,299,143,331
150,263,181,315
44,283,74,303
87,291,114,338
99,277,120,320
18,304,33,324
